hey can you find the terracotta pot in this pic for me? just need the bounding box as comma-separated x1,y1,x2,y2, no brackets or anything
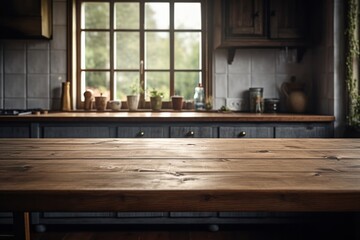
171,96,183,111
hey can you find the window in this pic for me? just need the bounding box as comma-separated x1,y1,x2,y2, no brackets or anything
75,0,208,109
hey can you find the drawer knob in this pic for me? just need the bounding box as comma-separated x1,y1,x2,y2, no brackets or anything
238,131,246,137
138,131,145,137
186,131,195,137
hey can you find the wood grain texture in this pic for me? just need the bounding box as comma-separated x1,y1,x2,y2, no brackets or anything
0,112,335,123
0,139,359,212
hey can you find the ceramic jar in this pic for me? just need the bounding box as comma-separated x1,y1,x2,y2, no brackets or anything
281,77,307,113
94,94,107,111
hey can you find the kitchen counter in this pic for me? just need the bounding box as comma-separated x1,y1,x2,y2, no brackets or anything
0,138,359,239
0,111,335,122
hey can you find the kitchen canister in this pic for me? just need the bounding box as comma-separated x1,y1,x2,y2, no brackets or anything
249,87,263,113
61,82,71,111
264,98,280,113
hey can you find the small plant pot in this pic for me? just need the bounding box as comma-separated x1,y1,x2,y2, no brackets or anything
150,96,162,111
127,95,139,111
94,96,107,111
171,96,183,111
108,100,122,111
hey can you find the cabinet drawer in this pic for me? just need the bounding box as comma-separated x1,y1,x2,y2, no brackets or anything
43,126,111,138
170,212,216,218
117,212,166,218
42,212,115,218
170,127,215,138
117,127,167,138
219,127,274,138
275,125,333,138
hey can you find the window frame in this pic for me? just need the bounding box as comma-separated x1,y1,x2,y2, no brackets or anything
70,0,211,110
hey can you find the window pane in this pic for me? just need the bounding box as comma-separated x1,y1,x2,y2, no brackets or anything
145,3,169,29
175,32,201,70
81,71,110,101
175,72,201,100
81,32,110,69
145,72,170,101
175,3,201,30
115,32,140,69
81,2,109,29
115,72,140,101
145,32,169,69
115,3,139,29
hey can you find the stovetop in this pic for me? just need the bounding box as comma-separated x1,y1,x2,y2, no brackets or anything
0,109,43,116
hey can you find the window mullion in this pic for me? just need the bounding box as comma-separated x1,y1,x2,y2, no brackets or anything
170,0,175,97
110,0,114,100
140,0,145,106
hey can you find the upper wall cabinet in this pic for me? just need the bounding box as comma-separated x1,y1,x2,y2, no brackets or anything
0,0,52,39
214,0,316,48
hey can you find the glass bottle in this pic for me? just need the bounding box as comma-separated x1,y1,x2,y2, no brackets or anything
194,83,205,110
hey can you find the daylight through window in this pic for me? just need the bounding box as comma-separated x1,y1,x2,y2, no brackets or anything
77,0,205,107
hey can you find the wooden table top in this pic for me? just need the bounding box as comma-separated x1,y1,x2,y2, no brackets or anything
0,111,335,122
0,138,359,212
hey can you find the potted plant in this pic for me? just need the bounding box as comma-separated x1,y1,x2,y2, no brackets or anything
127,81,144,111
149,88,163,111
345,0,360,137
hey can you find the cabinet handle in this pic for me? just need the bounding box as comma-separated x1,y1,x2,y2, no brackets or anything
137,131,145,137
186,131,195,137
253,11,259,18
270,10,276,16
238,131,246,138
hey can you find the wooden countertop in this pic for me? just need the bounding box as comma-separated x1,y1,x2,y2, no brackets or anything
0,111,335,122
0,138,358,213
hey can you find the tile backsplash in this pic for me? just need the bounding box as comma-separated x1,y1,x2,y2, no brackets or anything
213,48,313,111
0,0,66,110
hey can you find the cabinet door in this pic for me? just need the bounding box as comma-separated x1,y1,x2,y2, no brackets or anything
170,127,214,138
269,0,307,39
219,126,274,138
117,127,167,138
0,125,30,138
226,0,265,37
275,125,333,138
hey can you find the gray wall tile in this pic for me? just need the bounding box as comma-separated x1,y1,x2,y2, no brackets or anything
4,98,26,109
251,49,276,74
51,50,67,74
27,75,50,98
27,98,50,109
0,43,3,74
214,74,227,98
3,41,26,50
27,41,50,50
51,26,67,50
4,74,26,98
53,1,67,25
51,99,61,110
51,74,66,98
228,49,251,74
4,50,26,74
214,49,227,74
27,50,49,74
251,73,276,98
228,73,251,98
214,98,225,110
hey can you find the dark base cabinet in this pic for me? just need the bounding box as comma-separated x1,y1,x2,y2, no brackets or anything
0,120,334,229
